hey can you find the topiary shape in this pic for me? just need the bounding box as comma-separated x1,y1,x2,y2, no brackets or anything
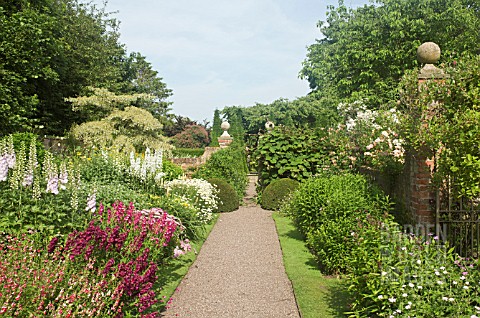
207,178,239,212
261,178,299,211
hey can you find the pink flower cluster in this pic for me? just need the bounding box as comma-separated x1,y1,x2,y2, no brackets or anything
0,201,185,317
59,201,183,314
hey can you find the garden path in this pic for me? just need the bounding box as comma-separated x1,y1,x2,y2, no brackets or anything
161,175,300,317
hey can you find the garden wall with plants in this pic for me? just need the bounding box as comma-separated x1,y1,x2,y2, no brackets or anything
256,53,480,316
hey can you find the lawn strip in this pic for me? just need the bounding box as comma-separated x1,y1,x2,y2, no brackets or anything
273,212,349,318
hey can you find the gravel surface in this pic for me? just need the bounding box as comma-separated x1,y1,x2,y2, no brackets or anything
161,178,300,318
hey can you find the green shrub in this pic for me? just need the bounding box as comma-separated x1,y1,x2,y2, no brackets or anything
193,144,248,198
261,178,299,211
95,182,153,209
284,172,392,275
162,159,183,181
284,173,380,235
207,178,239,212
254,126,355,190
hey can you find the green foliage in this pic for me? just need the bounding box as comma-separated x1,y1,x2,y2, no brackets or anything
171,125,209,148
209,109,222,146
254,126,355,188
95,182,153,208
273,213,349,317
193,145,248,198
261,178,299,211
399,54,480,199
0,181,90,237
207,178,239,212
162,159,184,181
0,0,128,135
284,173,391,274
301,0,480,108
118,52,173,120
66,86,153,122
0,1,172,135
222,95,339,136
70,106,171,153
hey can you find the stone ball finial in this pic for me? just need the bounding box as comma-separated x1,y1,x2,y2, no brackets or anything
417,42,441,64
265,121,275,131
221,121,230,131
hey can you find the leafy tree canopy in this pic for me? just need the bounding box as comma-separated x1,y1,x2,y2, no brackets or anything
118,52,173,121
300,0,480,108
0,0,172,136
222,94,340,136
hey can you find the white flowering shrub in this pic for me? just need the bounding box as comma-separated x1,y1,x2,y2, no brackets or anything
164,178,219,223
337,100,405,173
128,148,165,186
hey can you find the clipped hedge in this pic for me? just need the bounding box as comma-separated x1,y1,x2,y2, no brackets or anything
261,178,299,211
193,144,248,199
284,172,391,275
207,178,239,212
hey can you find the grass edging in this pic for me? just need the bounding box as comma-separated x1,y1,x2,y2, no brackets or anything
156,214,219,311
273,212,349,318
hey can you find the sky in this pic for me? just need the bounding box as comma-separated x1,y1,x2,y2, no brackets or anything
86,0,369,123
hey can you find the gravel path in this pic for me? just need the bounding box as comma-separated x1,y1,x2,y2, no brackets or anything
161,177,300,318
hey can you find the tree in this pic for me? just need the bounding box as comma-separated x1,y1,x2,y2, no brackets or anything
71,106,170,153
65,86,153,122
222,95,340,136
300,0,480,108
0,4,58,133
162,115,198,137
171,125,210,148
67,87,170,152
119,52,173,121
0,0,171,135
209,109,222,146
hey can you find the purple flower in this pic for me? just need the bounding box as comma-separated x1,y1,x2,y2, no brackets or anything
0,155,8,182
48,237,59,253
6,152,15,168
22,171,33,187
46,173,59,195
102,258,115,276
173,246,185,258
85,190,97,212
